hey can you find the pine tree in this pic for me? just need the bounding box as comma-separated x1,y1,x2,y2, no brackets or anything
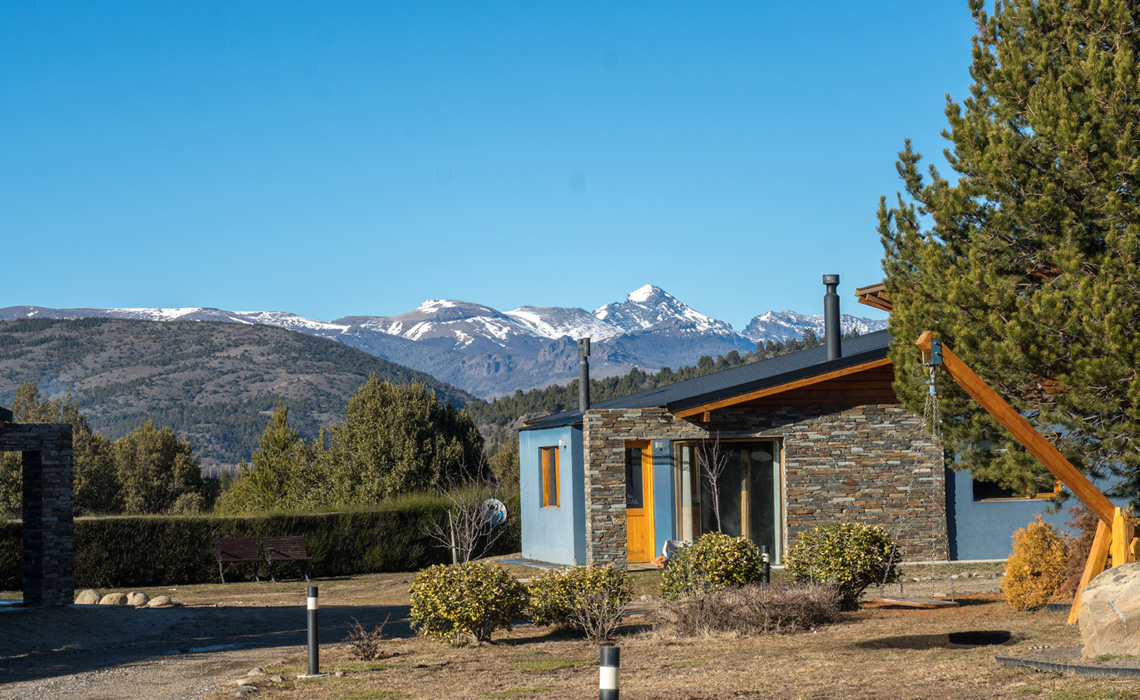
325,376,484,503
878,1,1140,495
217,401,321,513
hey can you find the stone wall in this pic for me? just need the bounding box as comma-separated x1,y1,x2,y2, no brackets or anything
0,422,74,607
581,403,946,567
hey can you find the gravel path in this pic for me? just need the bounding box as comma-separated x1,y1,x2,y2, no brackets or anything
0,603,409,700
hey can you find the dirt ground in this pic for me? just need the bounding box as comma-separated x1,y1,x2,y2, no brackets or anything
0,562,1133,700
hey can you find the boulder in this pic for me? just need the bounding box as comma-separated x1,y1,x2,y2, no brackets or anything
74,589,101,605
127,592,150,607
146,595,174,608
1079,562,1140,658
99,593,128,605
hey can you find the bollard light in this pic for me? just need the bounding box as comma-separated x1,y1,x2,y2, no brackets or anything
760,545,771,587
600,644,619,700
298,586,328,678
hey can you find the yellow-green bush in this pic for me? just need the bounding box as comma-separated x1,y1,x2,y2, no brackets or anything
1001,516,1069,611
661,532,763,600
785,523,899,610
527,565,632,641
409,562,526,645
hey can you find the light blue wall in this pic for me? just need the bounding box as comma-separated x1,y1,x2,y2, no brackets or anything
947,467,1128,560
520,426,585,565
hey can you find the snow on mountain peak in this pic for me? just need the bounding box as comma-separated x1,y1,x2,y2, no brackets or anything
627,284,659,303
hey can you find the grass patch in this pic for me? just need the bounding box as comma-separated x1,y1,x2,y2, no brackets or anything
1046,692,1135,700
481,689,551,699
509,657,589,672
329,661,399,673
338,690,407,699
662,657,710,667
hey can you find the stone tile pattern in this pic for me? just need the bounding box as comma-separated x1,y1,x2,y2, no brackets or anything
582,403,946,567
0,422,74,607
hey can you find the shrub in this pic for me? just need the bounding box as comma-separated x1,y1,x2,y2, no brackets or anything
528,565,633,641
409,562,526,645
655,582,841,637
1001,515,1070,611
344,614,390,660
660,532,763,600
1056,505,1097,601
785,523,900,610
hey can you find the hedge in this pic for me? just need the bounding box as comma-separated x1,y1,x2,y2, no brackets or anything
0,495,521,589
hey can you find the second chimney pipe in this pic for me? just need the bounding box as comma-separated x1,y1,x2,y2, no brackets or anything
823,274,841,361
578,337,591,413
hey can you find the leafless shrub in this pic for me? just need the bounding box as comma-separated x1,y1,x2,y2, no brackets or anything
344,614,390,660
698,432,731,533
425,457,510,564
654,583,841,638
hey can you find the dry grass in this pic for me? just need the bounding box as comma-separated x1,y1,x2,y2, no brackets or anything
163,561,1134,700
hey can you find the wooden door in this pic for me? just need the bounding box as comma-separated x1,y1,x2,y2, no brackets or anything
625,442,655,562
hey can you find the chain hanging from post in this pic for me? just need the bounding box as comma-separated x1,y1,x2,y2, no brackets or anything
879,357,944,598
920,362,944,600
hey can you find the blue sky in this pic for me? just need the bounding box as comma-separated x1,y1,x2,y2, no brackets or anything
2,2,977,330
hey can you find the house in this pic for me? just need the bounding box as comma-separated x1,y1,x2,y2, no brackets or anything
519,277,1121,567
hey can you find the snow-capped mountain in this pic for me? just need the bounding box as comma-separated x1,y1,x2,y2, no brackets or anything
0,287,888,399
336,300,544,352
593,285,735,335
504,306,623,342
743,310,888,344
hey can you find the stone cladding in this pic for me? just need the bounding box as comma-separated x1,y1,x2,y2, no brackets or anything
582,403,945,567
0,422,74,607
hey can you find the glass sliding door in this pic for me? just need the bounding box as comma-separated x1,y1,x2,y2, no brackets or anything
673,440,782,563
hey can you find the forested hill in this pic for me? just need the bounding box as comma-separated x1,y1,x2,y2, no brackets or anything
466,331,832,450
0,318,476,467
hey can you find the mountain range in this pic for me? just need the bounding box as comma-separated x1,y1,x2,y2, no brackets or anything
0,285,887,399
0,317,474,468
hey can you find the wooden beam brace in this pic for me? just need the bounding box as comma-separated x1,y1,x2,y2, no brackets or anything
916,331,1116,525
1068,519,1111,624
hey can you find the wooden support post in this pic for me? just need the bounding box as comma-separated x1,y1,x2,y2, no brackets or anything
915,332,1116,526
1112,507,1134,569
1068,519,1112,625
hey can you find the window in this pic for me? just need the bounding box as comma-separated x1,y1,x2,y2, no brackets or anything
625,446,644,509
673,440,782,561
973,477,1063,502
541,446,560,507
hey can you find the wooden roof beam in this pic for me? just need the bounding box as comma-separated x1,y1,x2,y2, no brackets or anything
673,357,893,419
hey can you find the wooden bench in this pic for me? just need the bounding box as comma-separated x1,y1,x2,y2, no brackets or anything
213,537,260,584
263,536,312,583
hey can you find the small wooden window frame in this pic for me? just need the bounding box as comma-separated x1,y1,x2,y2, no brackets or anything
541,446,560,508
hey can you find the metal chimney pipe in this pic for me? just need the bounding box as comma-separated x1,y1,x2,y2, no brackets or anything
578,337,591,413
823,274,841,361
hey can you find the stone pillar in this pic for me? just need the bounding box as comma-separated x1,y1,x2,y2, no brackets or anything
583,411,627,568
2,423,74,607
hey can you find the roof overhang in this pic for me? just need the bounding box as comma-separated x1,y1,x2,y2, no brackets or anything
0,405,11,429
855,283,892,312
672,356,893,419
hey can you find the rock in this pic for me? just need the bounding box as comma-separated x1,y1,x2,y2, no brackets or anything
247,667,264,676
99,593,128,605
74,589,101,605
234,687,258,697
268,675,284,683
1079,562,1140,658
146,595,174,608
960,572,972,579
127,592,150,607
640,594,654,601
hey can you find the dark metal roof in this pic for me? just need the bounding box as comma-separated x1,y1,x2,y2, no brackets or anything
0,406,11,423
522,329,893,430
